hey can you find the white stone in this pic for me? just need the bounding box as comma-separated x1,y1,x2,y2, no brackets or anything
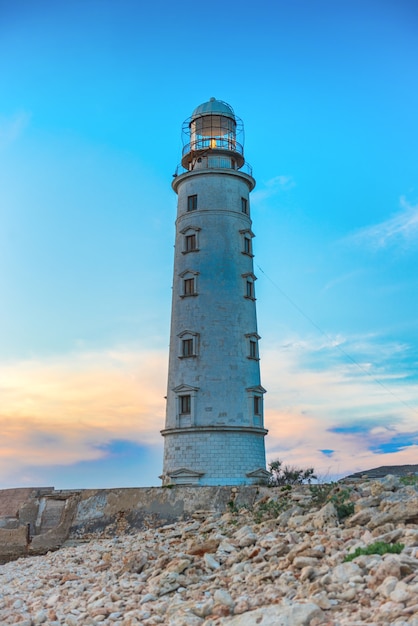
214,589,234,607
204,553,221,570
217,602,323,625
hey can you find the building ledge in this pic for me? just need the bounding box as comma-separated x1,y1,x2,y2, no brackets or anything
161,425,268,436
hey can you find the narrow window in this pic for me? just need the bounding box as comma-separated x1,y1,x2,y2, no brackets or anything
254,396,261,416
246,280,254,299
180,395,191,415
187,194,197,211
185,233,197,252
184,277,195,296
241,197,248,214
249,340,257,359
244,237,252,255
182,338,193,357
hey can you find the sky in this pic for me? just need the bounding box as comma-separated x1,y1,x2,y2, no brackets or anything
0,0,417,489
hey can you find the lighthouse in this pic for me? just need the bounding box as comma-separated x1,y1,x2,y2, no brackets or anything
161,98,268,486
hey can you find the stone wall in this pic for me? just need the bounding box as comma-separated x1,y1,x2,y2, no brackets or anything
0,484,268,563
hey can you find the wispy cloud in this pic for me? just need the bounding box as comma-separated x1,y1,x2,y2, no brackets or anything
0,110,31,148
263,332,418,479
0,347,167,487
252,174,295,204
348,196,418,249
1,331,417,488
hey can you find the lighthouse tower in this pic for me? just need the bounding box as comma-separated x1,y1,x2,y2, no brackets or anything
161,98,268,486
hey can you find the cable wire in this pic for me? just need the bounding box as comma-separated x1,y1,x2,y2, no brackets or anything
256,263,418,417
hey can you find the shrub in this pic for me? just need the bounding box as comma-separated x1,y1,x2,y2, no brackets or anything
268,459,317,486
344,541,404,562
400,474,418,486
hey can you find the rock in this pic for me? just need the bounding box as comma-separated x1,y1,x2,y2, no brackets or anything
234,525,257,547
332,561,363,583
390,580,412,603
214,589,234,608
204,553,221,570
1,477,418,626
372,555,402,583
187,539,220,555
312,502,338,528
217,602,323,625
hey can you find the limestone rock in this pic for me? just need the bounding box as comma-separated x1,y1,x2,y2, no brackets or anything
217,602,323,625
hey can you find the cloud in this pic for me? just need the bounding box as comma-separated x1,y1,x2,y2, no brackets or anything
252,174,295,204
0,347,167,487
1,330,417,488
0,111,31,148
262,332,418,479
348,196,418,249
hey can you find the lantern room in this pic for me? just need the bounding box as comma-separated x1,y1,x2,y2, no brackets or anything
180,97,246,171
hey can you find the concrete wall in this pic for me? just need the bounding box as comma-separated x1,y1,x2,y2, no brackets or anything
0,484,268,563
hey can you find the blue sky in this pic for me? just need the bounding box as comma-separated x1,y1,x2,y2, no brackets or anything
1,0,417,488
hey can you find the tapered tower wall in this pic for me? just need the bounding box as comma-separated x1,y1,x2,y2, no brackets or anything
161,99,268,486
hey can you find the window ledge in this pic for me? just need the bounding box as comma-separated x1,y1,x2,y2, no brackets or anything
244,295,256,301
178,355,197,359
247,356,260,361
180,293,199,298
241,251,254,258
182,249,200,255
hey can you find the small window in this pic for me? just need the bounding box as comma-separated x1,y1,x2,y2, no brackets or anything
182,338,193,357
185,233,197,252
244,237,252,255
180,395,191,415
254,396,261,416
187,194,197,211
184,277,195,296
246,280,254,299
241,197,248,214
249,340,257,359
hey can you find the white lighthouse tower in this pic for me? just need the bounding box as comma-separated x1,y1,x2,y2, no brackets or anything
161,98,268,486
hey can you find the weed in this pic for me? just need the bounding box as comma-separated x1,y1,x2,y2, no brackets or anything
344,541,404,562
400,474,418,486
309,483,354,521
309,482,335,506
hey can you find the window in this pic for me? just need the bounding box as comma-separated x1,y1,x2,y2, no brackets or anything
180,395,191,415
246,280,254,299
254,396,261,416
187,194,197,211
182,338,193,357
184,277,195,296
241,197,248,214
178,331,199,358
246,333,260,360
244,237,252,255
243,273,256,300
185,233,197,252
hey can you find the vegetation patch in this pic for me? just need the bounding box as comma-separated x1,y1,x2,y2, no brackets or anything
344,541,404,562
400,474,418,486
268,459,316,486
310,483,354,521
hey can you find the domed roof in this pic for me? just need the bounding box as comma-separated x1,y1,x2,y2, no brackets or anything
191,97,235,120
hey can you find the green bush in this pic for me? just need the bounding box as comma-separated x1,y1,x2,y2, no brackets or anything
268,459,316,486
344,541,404,562
400,474,418,486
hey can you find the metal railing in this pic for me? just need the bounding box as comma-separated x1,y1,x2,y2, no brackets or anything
182,138,244,156
174,159,253,177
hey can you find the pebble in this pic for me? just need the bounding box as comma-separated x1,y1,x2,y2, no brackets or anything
1,476,418,625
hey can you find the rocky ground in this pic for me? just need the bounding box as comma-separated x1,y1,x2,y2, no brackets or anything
1,474,418,626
